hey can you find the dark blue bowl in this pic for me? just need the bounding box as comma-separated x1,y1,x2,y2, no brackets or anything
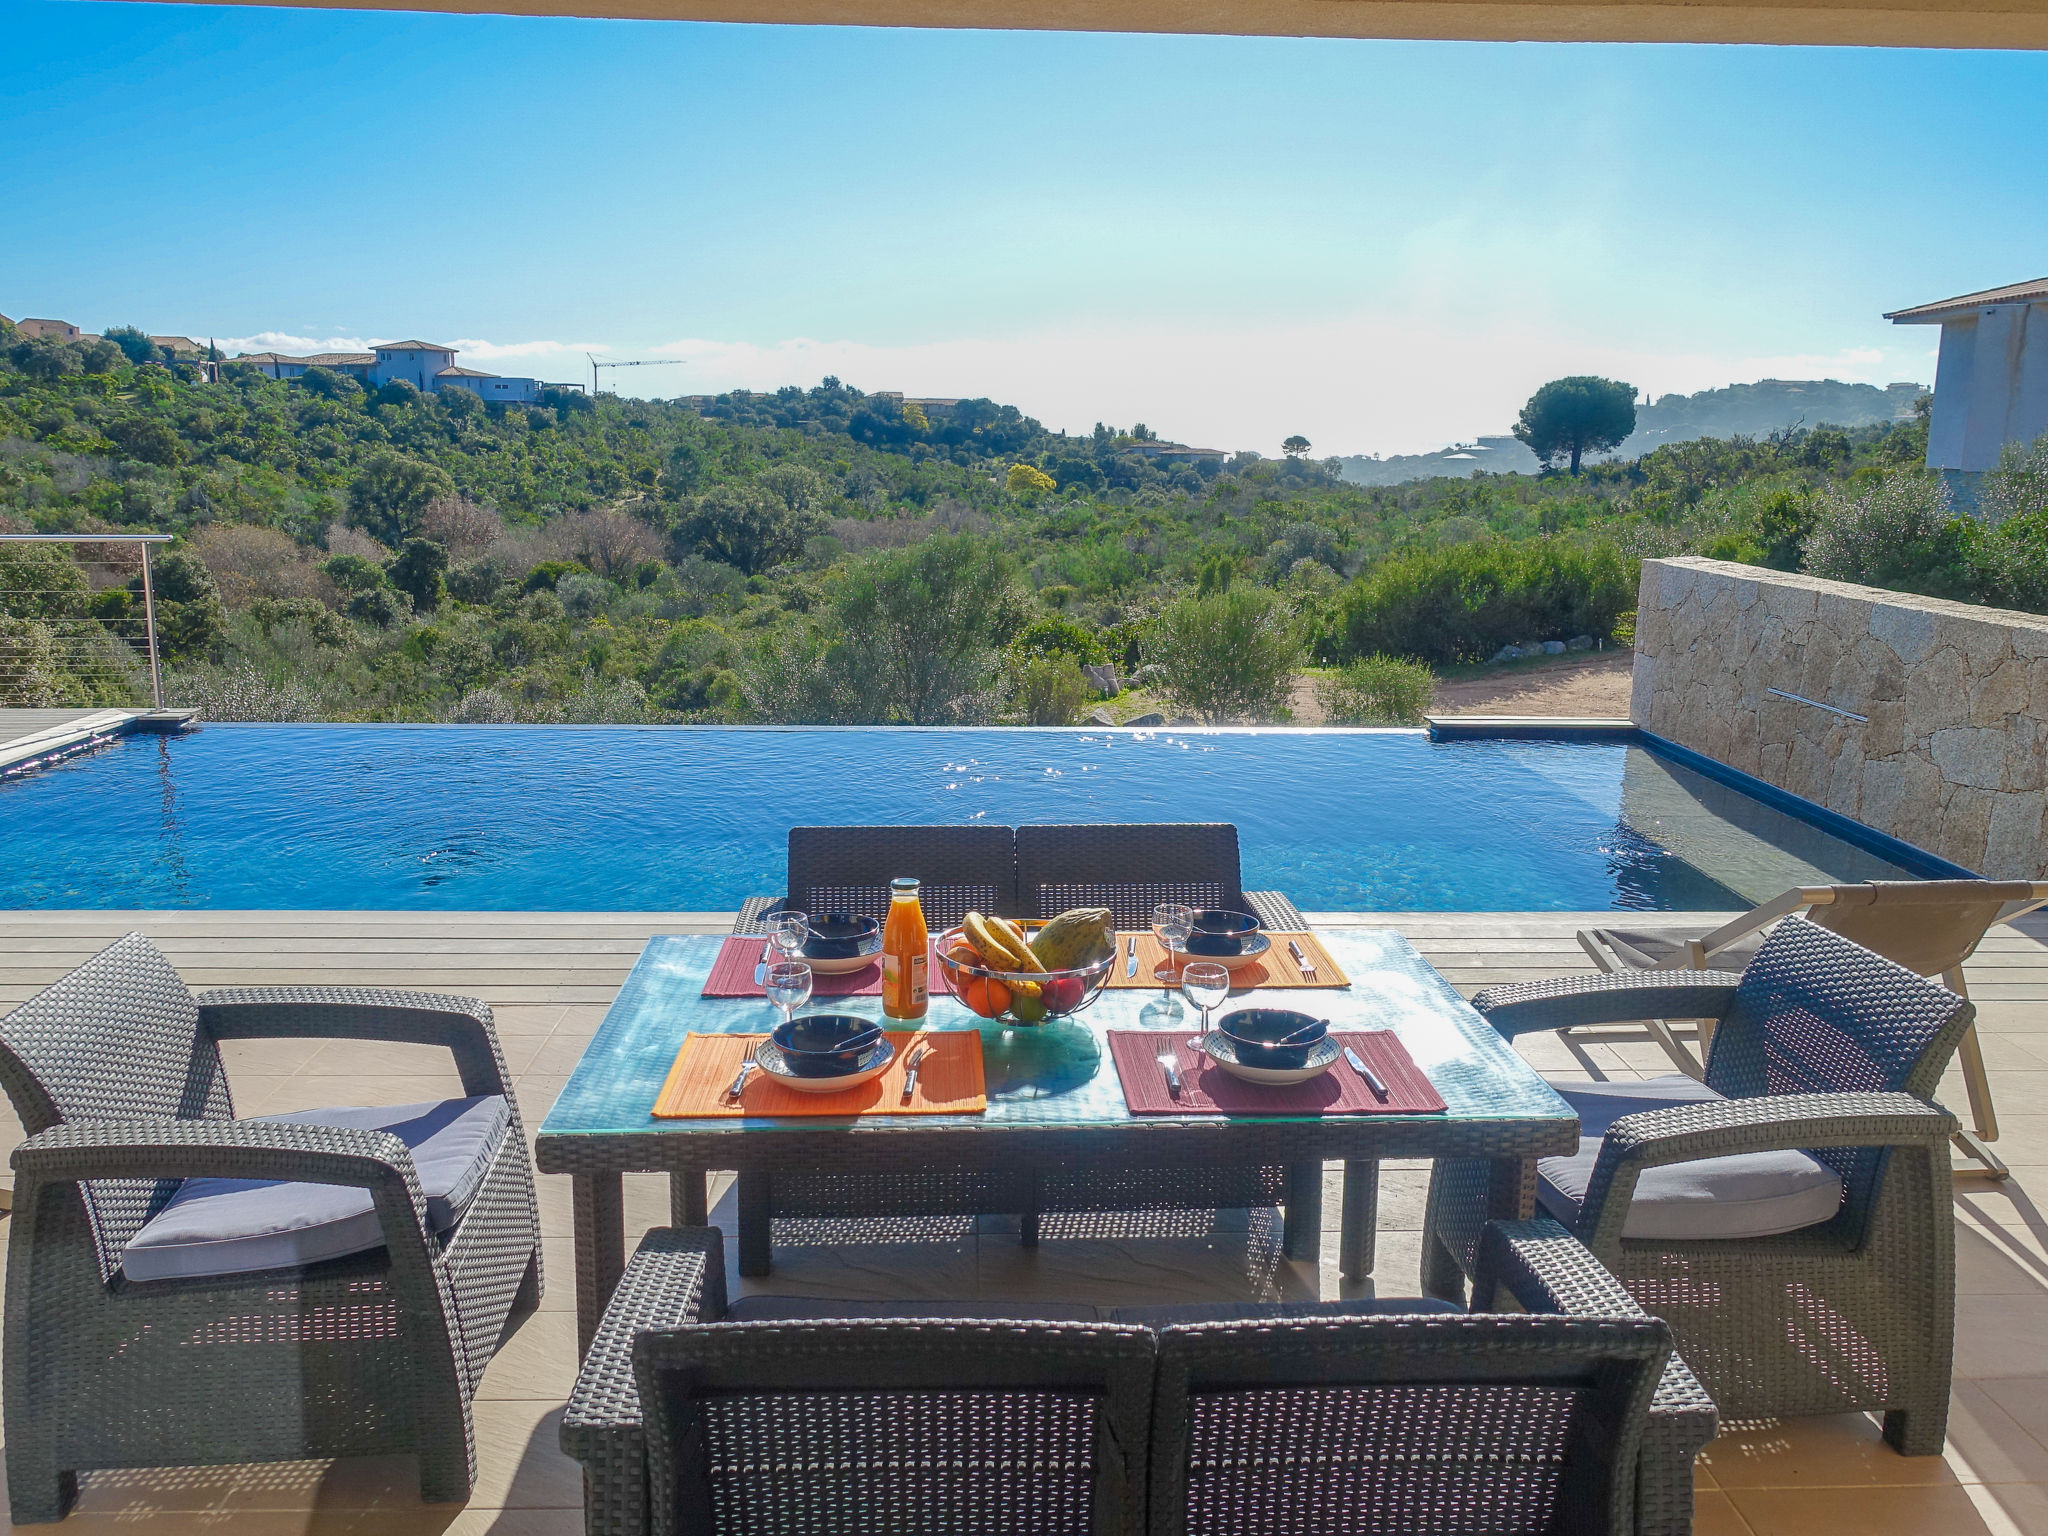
800,912,882,961
1218,1007,1327,1069
771,1014,884,1076
1185,909,1262,957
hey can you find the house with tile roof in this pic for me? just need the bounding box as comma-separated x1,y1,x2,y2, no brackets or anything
233,338,544,402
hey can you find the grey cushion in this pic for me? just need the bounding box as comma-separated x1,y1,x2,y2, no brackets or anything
122,1096,510,1283
722,1296,1463,1326
1537,1075,1844,1241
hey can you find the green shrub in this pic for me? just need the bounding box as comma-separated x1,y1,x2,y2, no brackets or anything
1013,655,1089,725
1333,537,1634,666
522,559,588,593
1148,587,1301,724
1012,614,1105,665
1316,655,1433,725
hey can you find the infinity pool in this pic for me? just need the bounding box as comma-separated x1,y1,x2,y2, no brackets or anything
0,725,1925,911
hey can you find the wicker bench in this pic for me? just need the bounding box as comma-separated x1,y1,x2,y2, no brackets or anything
563,1219,1716,1536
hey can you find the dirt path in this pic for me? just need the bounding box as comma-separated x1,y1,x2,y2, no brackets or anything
1428,651,1635,717
1291,652,1635,724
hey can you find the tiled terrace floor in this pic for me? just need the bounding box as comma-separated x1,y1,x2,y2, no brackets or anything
3,907,2048,1534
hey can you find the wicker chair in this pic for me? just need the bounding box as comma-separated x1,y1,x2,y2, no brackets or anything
733,823,1019,934
732,822,1308,934
728,823,1309,1271
1577,878,2048,1177
1422,918,1969,1454
0,933,542,1522
563,1219,1713,1536
1014,822,1307,931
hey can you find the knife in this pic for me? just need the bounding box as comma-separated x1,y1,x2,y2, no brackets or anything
753,940,772,986
1125,933,1139,979
1344,1045,1390,1101
900,1039,933,1104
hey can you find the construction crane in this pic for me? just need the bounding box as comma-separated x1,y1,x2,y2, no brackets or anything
587,354,688,397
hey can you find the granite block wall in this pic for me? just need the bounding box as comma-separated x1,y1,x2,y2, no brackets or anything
1631,556,2048,878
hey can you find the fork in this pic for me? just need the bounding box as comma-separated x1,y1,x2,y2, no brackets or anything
724,1042,759,1102
1288,938,1318,982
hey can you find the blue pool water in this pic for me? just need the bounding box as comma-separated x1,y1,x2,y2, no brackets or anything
0,725,1921,912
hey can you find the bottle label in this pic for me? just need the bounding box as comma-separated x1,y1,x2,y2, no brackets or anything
882,950,929,1017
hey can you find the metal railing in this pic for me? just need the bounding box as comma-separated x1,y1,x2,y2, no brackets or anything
0,533,174,710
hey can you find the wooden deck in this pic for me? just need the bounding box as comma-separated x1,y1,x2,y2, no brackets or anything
3,907,2047,1535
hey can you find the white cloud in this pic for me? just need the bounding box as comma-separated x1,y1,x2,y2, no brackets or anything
215,330,370,356
448,337,612,363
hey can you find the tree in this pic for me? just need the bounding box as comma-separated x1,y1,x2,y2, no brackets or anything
105,326,161,365
1006,463,1056,494
668,483,826,575
142,549,227,660
385,537,450,612
1513,376,1638,474
827,534,1032,723
1149,587,1302,723
10,338,81,382
1282,435,1312,458
347,452,457,545
108,415,185,467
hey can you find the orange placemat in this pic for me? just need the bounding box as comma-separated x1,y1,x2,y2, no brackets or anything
1106,931,1349,989
652,1031,986,1118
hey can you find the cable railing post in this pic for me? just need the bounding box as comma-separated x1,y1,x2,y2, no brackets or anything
138,540,164,711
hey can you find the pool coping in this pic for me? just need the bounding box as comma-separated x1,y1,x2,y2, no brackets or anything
1424,715,1977,881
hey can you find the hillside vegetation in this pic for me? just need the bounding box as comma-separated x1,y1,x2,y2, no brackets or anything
4,319,2046,726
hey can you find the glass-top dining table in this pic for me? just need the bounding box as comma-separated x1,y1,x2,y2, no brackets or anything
535,928,1579,1349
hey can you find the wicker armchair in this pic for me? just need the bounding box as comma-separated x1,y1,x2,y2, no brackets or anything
563,1218,1713,1536
0,933,542,1522
728,823,1309,1272
1422,918,1969,1454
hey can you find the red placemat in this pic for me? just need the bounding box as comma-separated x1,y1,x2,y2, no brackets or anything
1107,1030,1446,1116
701,935,943,999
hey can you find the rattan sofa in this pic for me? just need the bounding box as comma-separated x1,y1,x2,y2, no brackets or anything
1422,918,1969,1455
563,1219,1716,1536
728,822,1311,1265
0,933,542,1522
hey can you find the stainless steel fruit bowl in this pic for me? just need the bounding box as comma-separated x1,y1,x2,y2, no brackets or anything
933,923,1116,1024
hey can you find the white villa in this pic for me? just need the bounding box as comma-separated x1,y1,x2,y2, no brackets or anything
1887,275,2048,503
237,339,547,403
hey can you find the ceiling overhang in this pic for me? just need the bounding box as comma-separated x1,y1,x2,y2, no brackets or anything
125,0,2048,48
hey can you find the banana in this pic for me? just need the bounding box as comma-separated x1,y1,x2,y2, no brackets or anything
991,916,1048,973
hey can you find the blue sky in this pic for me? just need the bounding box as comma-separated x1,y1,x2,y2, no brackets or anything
5,2,2047,455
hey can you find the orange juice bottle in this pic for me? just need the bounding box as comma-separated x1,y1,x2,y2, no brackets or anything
881,877,929,1021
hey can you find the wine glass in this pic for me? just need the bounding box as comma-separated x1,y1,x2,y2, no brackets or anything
764,961,813,1031
1181,962,1230,1040
1152,902,1193,992
770,911,811,964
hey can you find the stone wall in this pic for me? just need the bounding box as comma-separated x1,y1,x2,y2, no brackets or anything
1630,557,2048,878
